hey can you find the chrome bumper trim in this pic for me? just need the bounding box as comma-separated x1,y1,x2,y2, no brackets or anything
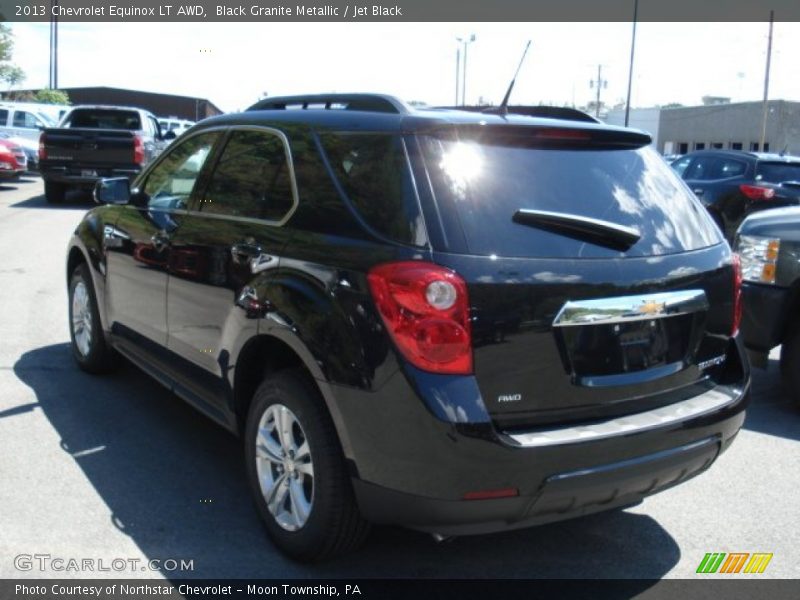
504,384,743,448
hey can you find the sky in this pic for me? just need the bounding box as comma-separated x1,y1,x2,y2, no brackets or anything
6,21,800,113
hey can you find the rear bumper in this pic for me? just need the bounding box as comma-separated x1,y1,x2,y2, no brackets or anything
40,165,140,186
331,339,749,534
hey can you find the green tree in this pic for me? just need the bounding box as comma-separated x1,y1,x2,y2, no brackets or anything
35,89,70,104
0,24,25,89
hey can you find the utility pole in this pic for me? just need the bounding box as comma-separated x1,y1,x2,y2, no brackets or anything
457,34,476,106
49,0,59,88
624,0,639,126
590,65,607,118
455,45,461,105
759,11,774,150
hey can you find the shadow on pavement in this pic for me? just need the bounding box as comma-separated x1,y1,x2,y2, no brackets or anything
743,357,800,441
14,343,679,583
9,187,93,210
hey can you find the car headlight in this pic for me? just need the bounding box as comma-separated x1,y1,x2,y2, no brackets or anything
736,235,780,284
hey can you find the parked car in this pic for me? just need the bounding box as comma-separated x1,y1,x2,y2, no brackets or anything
0,137,28,179
39,105,168,203
671,150,800,240
0,101,57,146
67,93,749,561
158,116,195,139
734,207,800,403
0,131,38,171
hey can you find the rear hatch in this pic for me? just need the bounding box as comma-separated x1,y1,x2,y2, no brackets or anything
415,124,735,427
756,160,800,202
40,108,142,170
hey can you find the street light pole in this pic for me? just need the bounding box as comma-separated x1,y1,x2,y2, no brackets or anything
455,43,461,105
624,0,639,126
457,34,476,106
759,11,774,150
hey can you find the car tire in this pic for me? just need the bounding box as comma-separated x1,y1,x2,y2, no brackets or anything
244,370,370,561
45,181,66,204
780,319,800,407
68,263,118,374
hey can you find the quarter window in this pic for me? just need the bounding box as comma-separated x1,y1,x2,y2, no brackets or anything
143,132,220,210
200,129,295,222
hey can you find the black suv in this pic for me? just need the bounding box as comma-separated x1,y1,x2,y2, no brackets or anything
671,150,800,240
67,94,749,561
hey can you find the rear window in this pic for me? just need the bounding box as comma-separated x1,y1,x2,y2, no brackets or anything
756,162,800,183
64,109,141,130
421,132,721,258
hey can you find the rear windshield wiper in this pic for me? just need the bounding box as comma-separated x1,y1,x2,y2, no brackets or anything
512,209,641,251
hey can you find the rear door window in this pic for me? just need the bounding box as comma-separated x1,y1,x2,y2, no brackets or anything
200,129,297,222
420,132,721,258
65,109,142,130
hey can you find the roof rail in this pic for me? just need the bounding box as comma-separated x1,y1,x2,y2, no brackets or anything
436,105,599,123
247,93,410,115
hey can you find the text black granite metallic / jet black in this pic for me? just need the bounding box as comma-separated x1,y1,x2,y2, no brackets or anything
66,94,750,561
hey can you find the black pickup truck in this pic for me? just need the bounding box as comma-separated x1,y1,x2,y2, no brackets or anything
734,206,800,403
39,105,171,203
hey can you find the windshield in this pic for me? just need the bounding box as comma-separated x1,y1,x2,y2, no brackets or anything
421,133,721,258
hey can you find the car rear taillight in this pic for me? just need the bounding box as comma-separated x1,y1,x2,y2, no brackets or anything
732,254,743,336
38,133,46,160
739,184,775,200
133,135,145,165
367,261,472,375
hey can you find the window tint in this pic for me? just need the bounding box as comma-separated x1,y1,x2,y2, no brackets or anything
756,162,800,183
320,133,425,246
201,129,295,222
143,132,219,210
65,109,141,130
685,156,746,180
671,156,691,176
12,110,40,128
0,109,8,124
421,134,720,259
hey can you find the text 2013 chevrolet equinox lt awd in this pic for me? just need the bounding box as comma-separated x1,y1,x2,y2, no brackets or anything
66,94,749,561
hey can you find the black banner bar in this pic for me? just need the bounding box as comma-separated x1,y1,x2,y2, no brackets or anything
2,0,800,23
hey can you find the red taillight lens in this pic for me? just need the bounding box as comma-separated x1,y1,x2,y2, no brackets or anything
38,133,46,160
367,261,472,375
732,254,743,336
133,135,145,165
739,184,775,200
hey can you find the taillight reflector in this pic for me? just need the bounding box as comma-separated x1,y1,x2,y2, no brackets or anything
367,261,472,375
133,135,145,165
464,487,519,500
739,184,775,200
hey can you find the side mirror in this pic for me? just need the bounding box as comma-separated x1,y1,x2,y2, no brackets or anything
94,177,131,205
163,130,177,141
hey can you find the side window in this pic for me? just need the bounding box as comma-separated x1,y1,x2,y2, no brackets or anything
320,133,424,246
143,132,219,210
718,159,746,178
671,156,692,177
148,116,160,137
201,129,296,222
0,109,8,125
684,157,717,181
12,110,39,128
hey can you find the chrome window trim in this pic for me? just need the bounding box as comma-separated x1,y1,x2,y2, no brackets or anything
552,289,709,328
135,124,300,227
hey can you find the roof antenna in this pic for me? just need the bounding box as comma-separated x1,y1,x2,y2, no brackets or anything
495,40,532,116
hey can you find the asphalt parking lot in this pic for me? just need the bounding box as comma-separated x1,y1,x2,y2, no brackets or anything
1,176,798,581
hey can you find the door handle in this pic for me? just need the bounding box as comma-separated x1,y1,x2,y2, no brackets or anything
693,189,705,196
150,231,171,252
230,241,263,264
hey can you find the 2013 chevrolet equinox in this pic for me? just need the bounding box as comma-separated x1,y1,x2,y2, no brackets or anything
66,94,750,561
